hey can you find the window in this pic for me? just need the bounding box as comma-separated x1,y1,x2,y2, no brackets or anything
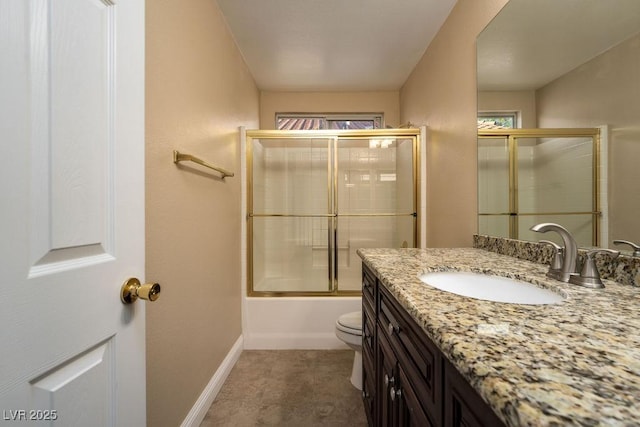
276,114,383,130
477,112,518,129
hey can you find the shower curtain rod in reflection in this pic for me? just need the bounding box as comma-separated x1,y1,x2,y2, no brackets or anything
173,150,234,179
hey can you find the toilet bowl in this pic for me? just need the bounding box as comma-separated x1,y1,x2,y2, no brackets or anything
335,311,363,390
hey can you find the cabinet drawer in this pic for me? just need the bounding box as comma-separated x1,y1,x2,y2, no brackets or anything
362,266,376,310
379,285,440,425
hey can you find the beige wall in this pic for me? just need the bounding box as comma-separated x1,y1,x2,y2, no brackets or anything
478,90,537,128
400,0,509,247
536,32,640,247
145,1,259,426
260,91,400,129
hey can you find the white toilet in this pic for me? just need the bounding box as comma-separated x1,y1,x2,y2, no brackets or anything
335,311,363,390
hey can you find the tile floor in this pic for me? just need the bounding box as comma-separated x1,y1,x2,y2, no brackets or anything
200,350,368,426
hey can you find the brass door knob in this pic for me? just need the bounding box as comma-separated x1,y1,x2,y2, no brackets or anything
121,278,161,304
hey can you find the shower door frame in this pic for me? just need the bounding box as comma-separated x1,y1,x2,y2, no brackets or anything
477,128,601,245
246,129,420,297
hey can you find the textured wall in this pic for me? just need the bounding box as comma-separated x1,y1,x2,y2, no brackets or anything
400,0,509,247
145,0,259,426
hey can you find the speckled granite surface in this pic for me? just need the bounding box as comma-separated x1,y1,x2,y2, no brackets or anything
474,234,640,287
357,247,640,427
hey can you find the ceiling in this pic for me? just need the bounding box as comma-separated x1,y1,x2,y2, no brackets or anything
477,0,640,91
216,0,458,91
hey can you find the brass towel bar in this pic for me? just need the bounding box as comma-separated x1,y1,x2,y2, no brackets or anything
173,150,234,179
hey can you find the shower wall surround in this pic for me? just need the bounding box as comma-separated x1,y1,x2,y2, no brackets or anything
474,235,640,287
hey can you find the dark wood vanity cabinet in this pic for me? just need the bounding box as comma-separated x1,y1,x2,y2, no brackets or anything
443,357,505,427
361,265,506,427
362,266,377,426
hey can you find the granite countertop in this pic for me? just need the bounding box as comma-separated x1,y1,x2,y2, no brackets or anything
357,247,640,427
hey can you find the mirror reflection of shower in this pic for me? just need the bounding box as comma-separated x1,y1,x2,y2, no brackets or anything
477,128,603,248
246,130,418,295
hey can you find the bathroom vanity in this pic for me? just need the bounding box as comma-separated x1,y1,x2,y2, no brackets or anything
362,263,504,426
358,247,640,426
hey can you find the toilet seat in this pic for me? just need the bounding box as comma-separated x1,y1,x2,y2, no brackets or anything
336,311,362,336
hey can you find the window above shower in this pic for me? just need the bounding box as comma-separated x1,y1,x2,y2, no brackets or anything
276,113,383,130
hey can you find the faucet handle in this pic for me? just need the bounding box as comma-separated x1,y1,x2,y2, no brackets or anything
613,239,640,257
569,248,619,289
539,240,564,270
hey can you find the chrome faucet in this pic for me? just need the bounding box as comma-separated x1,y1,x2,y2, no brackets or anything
530,223,577,282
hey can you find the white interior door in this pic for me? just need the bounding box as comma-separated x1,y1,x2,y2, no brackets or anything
0,0,146,425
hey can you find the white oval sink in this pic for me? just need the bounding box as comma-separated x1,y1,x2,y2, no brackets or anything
419,271,564,305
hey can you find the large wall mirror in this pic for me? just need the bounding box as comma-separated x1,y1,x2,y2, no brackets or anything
477,0,640,250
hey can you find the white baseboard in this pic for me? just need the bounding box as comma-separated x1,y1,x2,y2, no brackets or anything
180,335,244,427
243,332,348,350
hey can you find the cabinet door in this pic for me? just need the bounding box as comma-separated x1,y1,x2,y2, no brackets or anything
443,359,505,427
379,284,441,425
378,326,398,427
362,265,377,425
362,367,376,427
363,295,376,359
397,366,434,427
362,299,376,427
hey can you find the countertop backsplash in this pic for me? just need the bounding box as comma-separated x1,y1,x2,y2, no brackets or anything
474,234,640,287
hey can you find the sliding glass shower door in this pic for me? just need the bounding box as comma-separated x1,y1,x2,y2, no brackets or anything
335,137,416,292
247,130,418,296
249,136,333,293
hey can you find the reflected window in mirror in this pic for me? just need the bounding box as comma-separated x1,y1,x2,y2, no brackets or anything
478,111,518,129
